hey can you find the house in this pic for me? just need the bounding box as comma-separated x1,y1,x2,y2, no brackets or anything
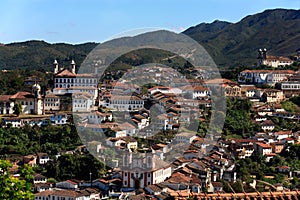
105,95,144,111
132,113,150,130
3,117,23,127
145,184,164,195
44,91,61,112
240,85,257,98
87,111,113,124
118,122,137,136
55,179,81,190
1,85,43,115
37,153,50,165
274,130,292,140
164,171,202,193
211,181,223,193
106,137,138,151
255,142,272,156
260,120,275,132
181,85,210,99
50,113,68,125
174,132,197,144
72,92,94,112
0,95,14,114
270,142,285,154
23,155,37,166
261,89,284,103
276,166,291,173
33,173,47,184
238,69,294,85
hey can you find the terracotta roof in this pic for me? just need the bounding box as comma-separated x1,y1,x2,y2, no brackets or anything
10,92,34,99
0,95,12,102
275,130,292,135
256,142,272,148
55,68,76,77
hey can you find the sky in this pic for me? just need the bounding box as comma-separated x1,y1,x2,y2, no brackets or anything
0,0,299,44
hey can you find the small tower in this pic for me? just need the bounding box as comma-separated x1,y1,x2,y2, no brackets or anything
257,48,267,67
70,60,76,74
262,48,267,59
53,59,59,74
32,84,43,115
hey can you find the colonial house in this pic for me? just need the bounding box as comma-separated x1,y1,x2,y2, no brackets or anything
174,132,198,144
52,60,98,105
254,142,272,156
37,153,50,165
33,173,47,184
53,60,97,89
55,179,80,190
121,154,172,189
50,113,68,125
106,137,138,151
3,117,22,127
44,91,61,112
104,95,144,111
72,92,94,112
260,120,275,132
238,70,294,85
118,122,138,136
204,78,240,97
0,84,43,115
260,89,284,103
181,85,210,99
87,111,113,124
0,95,14,114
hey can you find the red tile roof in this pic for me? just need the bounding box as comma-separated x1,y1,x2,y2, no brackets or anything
0,95,12,102
10,92,34,99
55,68,76,77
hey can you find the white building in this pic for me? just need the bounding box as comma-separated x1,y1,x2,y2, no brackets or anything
121,154,172,188
53,60,98,102
44,91,61,112
72,92,94,112
238,70,294,85
257,48,293,68
87,111,113,124
50,113,68,125
105,95,144,111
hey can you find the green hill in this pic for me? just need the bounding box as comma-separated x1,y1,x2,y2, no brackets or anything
0,41,98,71
183,8,300,68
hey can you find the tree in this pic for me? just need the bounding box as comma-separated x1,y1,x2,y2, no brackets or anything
13,102,22,116
0,160,34,199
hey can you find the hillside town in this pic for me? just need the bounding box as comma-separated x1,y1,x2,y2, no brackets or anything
0,48,300,200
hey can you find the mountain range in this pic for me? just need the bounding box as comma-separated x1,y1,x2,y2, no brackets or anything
0,8,299,71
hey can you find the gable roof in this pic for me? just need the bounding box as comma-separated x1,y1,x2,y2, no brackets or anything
55,68,76,77
10,92,34,99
